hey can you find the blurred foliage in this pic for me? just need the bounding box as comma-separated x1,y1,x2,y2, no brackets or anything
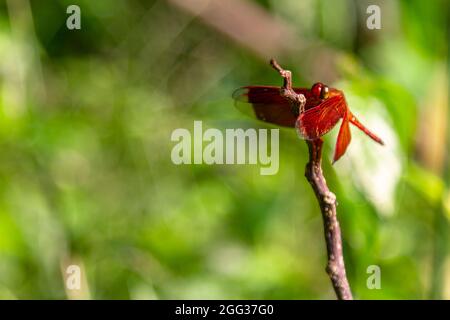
0,0,448,299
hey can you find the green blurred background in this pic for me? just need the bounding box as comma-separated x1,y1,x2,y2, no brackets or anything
0,0,448,299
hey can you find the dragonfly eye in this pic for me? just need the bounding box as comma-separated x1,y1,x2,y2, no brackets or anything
311,83,323,98
320,85,329,99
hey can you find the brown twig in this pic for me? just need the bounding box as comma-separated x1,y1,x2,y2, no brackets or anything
168,0,300,59
270,58,353,300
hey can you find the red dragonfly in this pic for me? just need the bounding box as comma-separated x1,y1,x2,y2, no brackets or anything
233,83,384,163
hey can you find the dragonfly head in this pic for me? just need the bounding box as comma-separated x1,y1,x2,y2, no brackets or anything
311,82,346,102
311,82,330,100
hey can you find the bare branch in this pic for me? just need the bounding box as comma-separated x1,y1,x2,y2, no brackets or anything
168,0,300,59
270,59,353,300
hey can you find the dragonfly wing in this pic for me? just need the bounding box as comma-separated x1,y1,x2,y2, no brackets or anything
296,95,346,140
333,115,352,163
233,86,309,127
